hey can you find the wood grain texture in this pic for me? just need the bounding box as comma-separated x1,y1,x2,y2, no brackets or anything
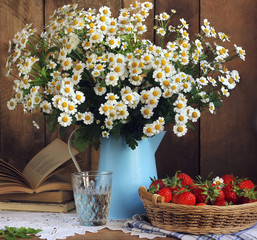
0,0,45,170
28,229,177,240
1,0,257,183
154,0,200,179
200,0,257,182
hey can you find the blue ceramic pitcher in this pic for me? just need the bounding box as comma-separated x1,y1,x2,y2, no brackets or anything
98,131,166,219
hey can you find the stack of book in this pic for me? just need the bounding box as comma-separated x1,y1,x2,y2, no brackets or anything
0,139,79,213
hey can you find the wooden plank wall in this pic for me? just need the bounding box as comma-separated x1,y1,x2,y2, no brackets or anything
1,0,256,181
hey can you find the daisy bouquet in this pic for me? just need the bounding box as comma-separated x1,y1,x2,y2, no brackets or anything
6,2,245,150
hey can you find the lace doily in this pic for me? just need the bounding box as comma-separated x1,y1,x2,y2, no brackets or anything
0,210,162,240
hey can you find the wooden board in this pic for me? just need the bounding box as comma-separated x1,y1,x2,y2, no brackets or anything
154,0,200,179
0,0,257,184
29,229,177,240
200,0,257,182
0,0,45,170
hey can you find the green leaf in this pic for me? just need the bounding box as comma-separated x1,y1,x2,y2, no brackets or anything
0,226,41,240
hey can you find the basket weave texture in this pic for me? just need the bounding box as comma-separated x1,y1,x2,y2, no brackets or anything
138,186,257,235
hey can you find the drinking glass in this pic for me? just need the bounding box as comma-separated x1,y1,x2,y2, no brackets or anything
71,171,112,226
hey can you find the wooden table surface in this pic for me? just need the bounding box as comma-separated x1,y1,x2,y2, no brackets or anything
24,229,177,240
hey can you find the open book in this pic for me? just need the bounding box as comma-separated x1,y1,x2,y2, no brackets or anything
0,138,79,195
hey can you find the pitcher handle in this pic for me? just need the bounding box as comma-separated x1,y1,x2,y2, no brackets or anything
68,128,82,172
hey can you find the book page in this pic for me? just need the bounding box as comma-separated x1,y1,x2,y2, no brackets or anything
0,159,32,187
22,138,79,189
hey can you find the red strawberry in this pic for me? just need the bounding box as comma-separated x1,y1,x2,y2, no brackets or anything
171,193,178,203
191,185,207,204
214,199,227,206
223,184,239,204
173,191,196,205
195,203,207,206
192,183,225,204
238,179,255,190
149,178,165,193
215,188,225,201
222,174,237,185
168,186,185,195
177,172,194,186
157,187,172,203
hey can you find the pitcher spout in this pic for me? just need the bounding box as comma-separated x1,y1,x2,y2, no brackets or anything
149,131,166,153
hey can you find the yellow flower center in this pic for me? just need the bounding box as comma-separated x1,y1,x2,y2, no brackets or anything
177,103,183,109
157,72,163,78
155,124,161,130
179,116,184,121
163,80,170,86
177,126,184,132
192,112,198,118
147,127,152,133
153,90,159,96
62,116,69,122
144,109,150,115
62,102,68,108
126,95,132,101
114,66,121,73
103,106,108,112
93,35,99,40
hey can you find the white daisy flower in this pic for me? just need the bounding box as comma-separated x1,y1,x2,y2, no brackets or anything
212,176,224,187
7,98,17,110
221,86,230,97
218,32,230,42
188,108,201,122
75,112,84,121
150,87,162,99
105,72,119,86
40,100,52,114
74,91,85,104
173,124,188,137
209,102,215,114
234,44,246,61
105,118,113,129
102,131,110,138
174,99,186,113
83,111,94,125
231,70,240,82
197,76,208,86
58,97,69,111
66,101,77,115
58,112,72,127
207,76,217,87
143,123,155,137
105,93,119,103
146,96,159,108
61,57,73,70
99,102,111,115
180,18,189,29
175,111,188,125
73,61,86,74
94,83,107,96
141,105,154,119
157,27,166,36
225,75,236,89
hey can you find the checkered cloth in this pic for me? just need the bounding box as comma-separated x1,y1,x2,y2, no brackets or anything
125,214,257,239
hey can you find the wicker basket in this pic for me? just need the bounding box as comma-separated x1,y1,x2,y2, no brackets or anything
138,186,257,235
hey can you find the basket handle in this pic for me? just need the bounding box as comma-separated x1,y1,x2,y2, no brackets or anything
138,186,165,207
